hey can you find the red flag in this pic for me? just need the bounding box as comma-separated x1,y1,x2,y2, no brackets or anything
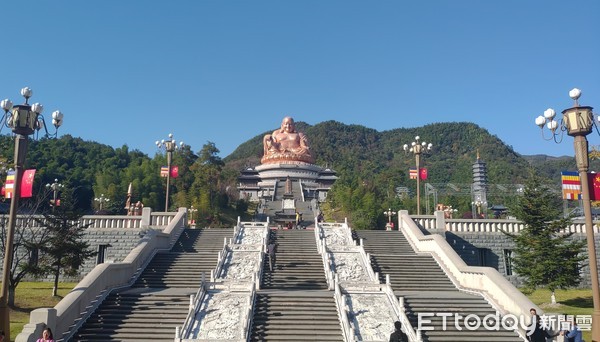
588,172,600,201
21,169,36,198
420,168,428,180
170,166,179,178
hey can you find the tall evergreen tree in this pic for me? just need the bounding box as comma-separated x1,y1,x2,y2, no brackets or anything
506,172,586,299
37,186,96,296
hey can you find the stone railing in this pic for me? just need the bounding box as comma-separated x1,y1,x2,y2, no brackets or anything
412,211,600,233
150,211,177,227
316,222,420,341
399,210,536,337
0,207,174,230
177,222,267,342
16,208,188,342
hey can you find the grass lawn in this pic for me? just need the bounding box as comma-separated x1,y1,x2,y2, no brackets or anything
526,288,593,341
9,282,76,340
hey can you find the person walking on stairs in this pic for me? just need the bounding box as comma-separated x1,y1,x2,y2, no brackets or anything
389,321,408,342
267,241,276,271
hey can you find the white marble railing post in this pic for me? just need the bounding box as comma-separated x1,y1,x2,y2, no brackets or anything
434,210,445,230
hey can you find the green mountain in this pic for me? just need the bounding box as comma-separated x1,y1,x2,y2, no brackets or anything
224,121,596,228
225,121,559,184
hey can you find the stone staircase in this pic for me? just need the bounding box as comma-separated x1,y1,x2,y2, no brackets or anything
354,230,523,342
265,179,315,228
249,229,343,341
69,228,232,342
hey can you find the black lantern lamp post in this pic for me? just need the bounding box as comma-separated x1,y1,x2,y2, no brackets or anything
0,87,63,340
403,136,433,215
46,179,64,212
535,88,600,341
156,133,184,211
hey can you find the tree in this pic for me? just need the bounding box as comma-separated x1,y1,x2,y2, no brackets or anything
0,187,54,306
36,186,96,296
190,142,225,225
505,172,586,300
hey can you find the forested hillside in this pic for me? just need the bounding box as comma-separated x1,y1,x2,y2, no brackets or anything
0,135,239,227
225,121,598,228
0,120,595,229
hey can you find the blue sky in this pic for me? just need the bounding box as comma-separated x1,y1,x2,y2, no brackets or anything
1,1,599,159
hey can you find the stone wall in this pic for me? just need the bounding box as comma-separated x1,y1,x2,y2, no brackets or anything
0,226,153,282
0,209,174,283
409,211,600,288
78,227,155,279
442,231,600,288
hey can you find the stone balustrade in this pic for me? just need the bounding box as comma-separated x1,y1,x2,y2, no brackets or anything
316,222,420,342
399,210,536,338
412,211,600,233
177,221,267,342
0,208,175,230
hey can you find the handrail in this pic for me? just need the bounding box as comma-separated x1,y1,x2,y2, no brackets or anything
176,221,267,341
356,247,378,283
178,280,208,338
412,211,600,233
399,210,538,329
316,223,336,289
243,286,256,341
381,278,420,342
333,280,355,342
319,220,420,341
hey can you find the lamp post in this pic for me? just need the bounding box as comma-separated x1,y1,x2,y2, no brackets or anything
94,194,110,212
0,87,64,339
383,208,396,230
46,179,64,212
403,136,433,215
156,133,184,211
535,88,600,341
471,200,487,219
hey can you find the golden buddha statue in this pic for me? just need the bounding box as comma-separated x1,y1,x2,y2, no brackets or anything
262,116,314,164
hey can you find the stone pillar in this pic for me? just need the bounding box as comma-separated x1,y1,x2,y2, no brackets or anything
434,210,446,230
141,207,152,228
15,308,56,342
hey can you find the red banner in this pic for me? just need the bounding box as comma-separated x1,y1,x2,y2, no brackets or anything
21,169,36,198
410,168,427,180
420,168,428,180
589,172,600,201
171,166,179,178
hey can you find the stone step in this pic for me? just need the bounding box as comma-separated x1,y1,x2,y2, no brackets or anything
354,230,522,342
250,291,343,342
71,228,224,341
249,334,343,342
74,331,177,341
84,316,185,324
